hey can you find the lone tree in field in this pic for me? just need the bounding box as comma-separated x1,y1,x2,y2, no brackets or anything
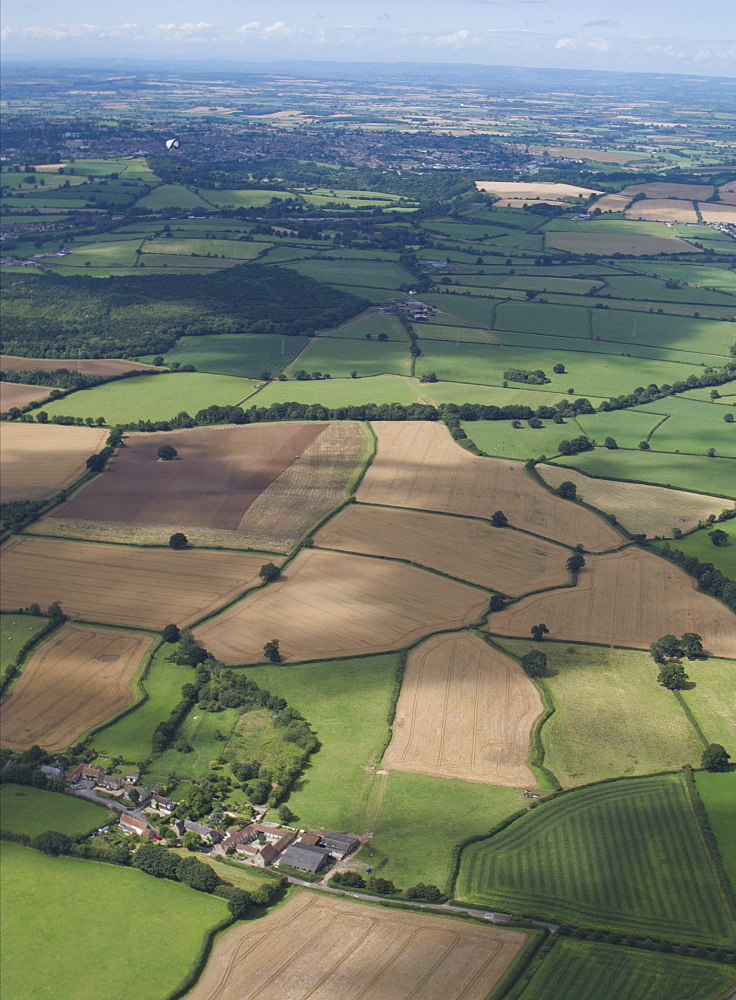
555,481,577,501
521,650,548,677
709,528,729,547
566,552,586,574
489,594,506,612
263,639,281,663
490,510,508,527
259,562,281,583
168,532,189,550
531,623,549,641
604,437,618,449
701,743,731,771
657,661,689,690
553,363,566,374
157,444,178,461
161,623,180,643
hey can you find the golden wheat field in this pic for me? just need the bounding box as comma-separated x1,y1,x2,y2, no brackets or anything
619,182,715,200
356,423,622,552
0,536,266,629
625,199,698,224
475,181,601,200
490,546,736,658
591,193,634,213
193,547,488,663
185,892,529,1000
698,203,736,224
0,624,153,751
384,632,542,786
538,465,730,537
0,423,108,502
316,503,569,595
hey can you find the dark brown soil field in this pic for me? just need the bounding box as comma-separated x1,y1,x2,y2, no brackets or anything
0,355,163,375
53,423,328,530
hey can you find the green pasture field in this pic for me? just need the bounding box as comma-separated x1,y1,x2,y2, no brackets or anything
94,646,195,763
655,526,736,578
544,218,684,237
414,322,495,344
172,850,277,893
0,841,227,1000
491,232,545,251
497,274,602,296
415,248,488,264
2,196,91,210
591,308,735,356
134,255,238,271
320,311,406,340
259,246,324,264
597,273,736,306
252,373,422,407
679,658,736,753
466,208,544,229
461,419,579,461
54,240,143,268
691,240,736,256
492,640,702,786
283,257,413,290
638,397,736,459
423,222,513,240
626,261,736,293
551,448,736,499
139,238,267,260
694,770,736,890
679,387,736,403
0,613,50,672
134,184,214,210
0,172,88,191
516,939,736,1000
0,785,113,838
493,300,591,340
456,773,735,944
204,189,297,208
422,294,497,327
145,705,242,782
307,187,406,202
290,336,411,377
497,329,719,366
40,372,253,424
425,383,596,410
155,333,309,379
574,409,667,449
302,192,413,209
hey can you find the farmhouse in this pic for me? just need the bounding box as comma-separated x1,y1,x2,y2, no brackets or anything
149,792,176,815
174,818,224,845
279,843,332,873
40,765,64,782
119,814,156,839
101,775,124,792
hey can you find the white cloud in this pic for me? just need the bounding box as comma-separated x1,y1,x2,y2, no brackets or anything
555,36,576,49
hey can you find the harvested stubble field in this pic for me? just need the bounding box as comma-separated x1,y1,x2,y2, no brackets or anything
590,193,633,213
620,182,715,200
0,382,46,411
356,423,622,552
491,546,736,658
475,181,601,200
698,203,736,224
316,504,569,595
185,891,529,1000
0,536,266,629
0,422,107,502
538,464,729,537
194,548,488,663
0,355,161,376
625,199,698,223
544,231,700,256
0,624,153,752
384,632,542,786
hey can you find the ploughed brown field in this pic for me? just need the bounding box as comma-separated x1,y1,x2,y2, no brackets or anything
0,624,153,752
0,423,108,502
53,423,329,531
185,892,528,1000
0,536,266,629
0,383,47,411
316,503,569,596
538,464,729,537
0,355,163,376
194,547,488,663
357,422,622,552
384,632,542,786
490,546,736,658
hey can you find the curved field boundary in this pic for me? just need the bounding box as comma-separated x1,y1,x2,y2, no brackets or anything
384,632,543,786
183,891,530,1000
1,422,108,503
456,774,735,944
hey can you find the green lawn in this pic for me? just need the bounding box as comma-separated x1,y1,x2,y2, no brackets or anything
40,372,253,424
655,526,736,578
679,658,736,752
492,640,702,786
290,336,411,378
457,773,735,943
694,770,736,890
551,449,736,499
0,785,113,837
0,842,227,1000
0,614,50,672
253,374,422,407
155,333,310,379
517,939,736,1000
93,645,195,763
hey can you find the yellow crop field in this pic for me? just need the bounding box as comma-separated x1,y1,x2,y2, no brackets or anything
491,547,736,658
356,422,623,552
475,181,601,200
620,182,715,200
592,193,633,213
698,203,736,224
0,536,265,629
545,232,701,256
385,632,542,786
316,503,569,595
185,892,529,1000
0,423,108,502
193,548,488,663
626,199,698,223
0,624,153,751
538,465,729,537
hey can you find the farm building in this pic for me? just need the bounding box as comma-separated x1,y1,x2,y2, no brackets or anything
119,814,156,839
279,843,332,873
321,832,360,859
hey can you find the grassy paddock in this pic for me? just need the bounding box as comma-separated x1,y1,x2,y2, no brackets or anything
457,773,735,944
289,337,411,378
679,658,736,753
252,374,422,407
0,841,227,1000
155,333,309,379
655,526,736,578
0,785,113,837
0,614,50,673
462,419,576,461
694,770,736,890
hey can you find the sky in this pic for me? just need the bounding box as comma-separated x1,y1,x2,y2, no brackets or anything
1,0,735,77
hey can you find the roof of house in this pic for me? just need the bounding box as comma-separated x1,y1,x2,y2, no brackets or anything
299,833,321,846
280,843,331,872
258,843,278,863
322,832,359,848
120,814,151,833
